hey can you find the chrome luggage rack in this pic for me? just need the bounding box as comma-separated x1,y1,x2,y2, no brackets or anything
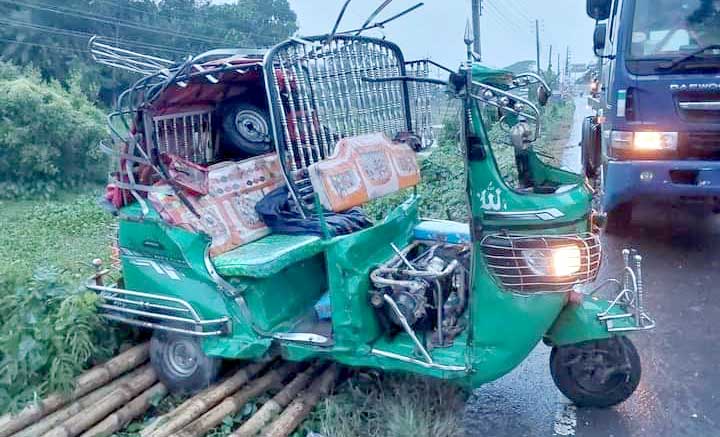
86,262,231,337
583,249,656,332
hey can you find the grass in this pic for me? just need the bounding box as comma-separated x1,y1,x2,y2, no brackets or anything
0,189,114,281
305,372,468,437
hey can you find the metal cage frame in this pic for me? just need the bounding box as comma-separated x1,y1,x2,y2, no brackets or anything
262,35,433,212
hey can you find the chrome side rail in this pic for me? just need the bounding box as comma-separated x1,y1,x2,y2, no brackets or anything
586,249,656,332
86,275,231,337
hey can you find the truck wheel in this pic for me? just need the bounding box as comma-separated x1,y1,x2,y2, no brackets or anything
221,101,272,156
150,331,221,394
581,117,601,179
606,202,633,233
550,337,641,408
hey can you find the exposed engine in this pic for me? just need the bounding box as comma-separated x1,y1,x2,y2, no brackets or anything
370,242,471,348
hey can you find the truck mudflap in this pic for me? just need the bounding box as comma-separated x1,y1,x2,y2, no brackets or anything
546,248,655,346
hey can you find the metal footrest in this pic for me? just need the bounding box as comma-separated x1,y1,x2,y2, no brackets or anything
585,249,656,332
86,269,231,337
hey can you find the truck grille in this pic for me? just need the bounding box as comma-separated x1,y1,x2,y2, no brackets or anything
682,132,720,160
480,233,601,294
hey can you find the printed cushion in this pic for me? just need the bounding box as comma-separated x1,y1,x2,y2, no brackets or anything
308,133,420,212
149,153,284,256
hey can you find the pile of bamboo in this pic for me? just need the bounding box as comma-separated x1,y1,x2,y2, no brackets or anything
143,361,338,437
0,343,338,437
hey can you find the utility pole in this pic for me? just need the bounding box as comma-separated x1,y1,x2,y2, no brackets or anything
558,50,562,82
548,44,553,73
535,19,541,74
472,0,482,60
565,46,571,83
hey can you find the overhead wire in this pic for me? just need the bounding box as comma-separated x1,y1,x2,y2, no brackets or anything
0,0,278,46
0,36,82,53
91,0,232,32
0,18,190,55
485,0,532,36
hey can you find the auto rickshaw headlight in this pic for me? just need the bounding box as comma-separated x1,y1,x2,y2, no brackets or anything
522,245,582,277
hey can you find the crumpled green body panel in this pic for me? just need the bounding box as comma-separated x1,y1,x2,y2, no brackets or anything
213,234,323,278
104,60,634,389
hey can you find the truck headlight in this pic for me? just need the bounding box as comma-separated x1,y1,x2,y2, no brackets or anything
610,131,678,151
522,245,582,277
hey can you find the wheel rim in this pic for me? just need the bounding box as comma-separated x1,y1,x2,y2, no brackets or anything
562,341,631,395
234,110,269,143
165,338,200,377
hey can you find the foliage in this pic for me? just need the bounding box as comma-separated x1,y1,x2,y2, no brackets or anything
0,191,114,281
0,64,108,198
305,372,468,437
366,98,576,223
488,99,576,189
0,189,119,414
0,0,298,104
503,60,536,74
0,269,120,413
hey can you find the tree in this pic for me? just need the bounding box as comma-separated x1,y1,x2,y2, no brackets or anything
0,0,298,104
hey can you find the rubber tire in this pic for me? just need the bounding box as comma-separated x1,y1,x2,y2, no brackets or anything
221,101,272,156
605,202,633,234
581,117,601,179
150,331,222,394
550,337,641,408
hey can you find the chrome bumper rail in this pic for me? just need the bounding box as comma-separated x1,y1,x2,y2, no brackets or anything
585,249,656,333
86,278,231,337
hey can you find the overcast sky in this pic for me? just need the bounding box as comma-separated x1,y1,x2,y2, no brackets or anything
218,1,596,71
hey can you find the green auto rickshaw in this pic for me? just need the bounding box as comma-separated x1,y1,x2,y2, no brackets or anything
87,23,654,408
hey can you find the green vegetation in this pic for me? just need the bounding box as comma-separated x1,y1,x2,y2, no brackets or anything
0,63,108,198
0,191,120,413
367,99,576,223
0,192,114,279
306,373,468,437
490,100,576,187
0,0,297,105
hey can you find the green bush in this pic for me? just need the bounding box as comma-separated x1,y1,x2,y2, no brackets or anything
0,269,119,413
0,63,108,198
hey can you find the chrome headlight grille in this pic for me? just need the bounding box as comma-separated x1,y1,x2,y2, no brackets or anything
480,233,601,293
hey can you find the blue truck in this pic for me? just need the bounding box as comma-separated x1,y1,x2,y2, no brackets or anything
582,0,720,230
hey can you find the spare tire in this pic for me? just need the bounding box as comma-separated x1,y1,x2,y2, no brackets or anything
221,101,272,156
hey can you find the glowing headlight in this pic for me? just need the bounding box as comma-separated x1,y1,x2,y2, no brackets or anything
522,245,582,277
610,131,678,151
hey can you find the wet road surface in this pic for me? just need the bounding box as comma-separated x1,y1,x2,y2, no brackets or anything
462,98,720,436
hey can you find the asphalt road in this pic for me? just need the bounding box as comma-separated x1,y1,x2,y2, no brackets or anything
462,98,720,436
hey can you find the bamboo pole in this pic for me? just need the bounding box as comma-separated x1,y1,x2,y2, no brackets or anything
148,361,268,437
78,382,168,437
139,383,219,437
43,364,157,437
15,365,153,437
229,362,323,437
260,364,339,437
177,363,297,437
0,342,149,437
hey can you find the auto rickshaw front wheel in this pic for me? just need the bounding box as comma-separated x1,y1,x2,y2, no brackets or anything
150,331,222,394
549,337,641,408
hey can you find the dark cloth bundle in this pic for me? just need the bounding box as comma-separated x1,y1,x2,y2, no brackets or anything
256,187,373,237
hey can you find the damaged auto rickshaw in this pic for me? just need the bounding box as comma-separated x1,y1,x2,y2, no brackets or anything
87,12,655,408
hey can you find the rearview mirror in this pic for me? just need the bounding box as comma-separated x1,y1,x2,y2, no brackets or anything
593,23,607,57
587,0,611,20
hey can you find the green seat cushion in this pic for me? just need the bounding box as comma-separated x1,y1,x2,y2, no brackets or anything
212,234,324,278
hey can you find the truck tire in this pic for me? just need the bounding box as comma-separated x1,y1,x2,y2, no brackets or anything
606,202,633,233
550,337,641,408
581,117,601,179
221,101,272,156
150,331,222,394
